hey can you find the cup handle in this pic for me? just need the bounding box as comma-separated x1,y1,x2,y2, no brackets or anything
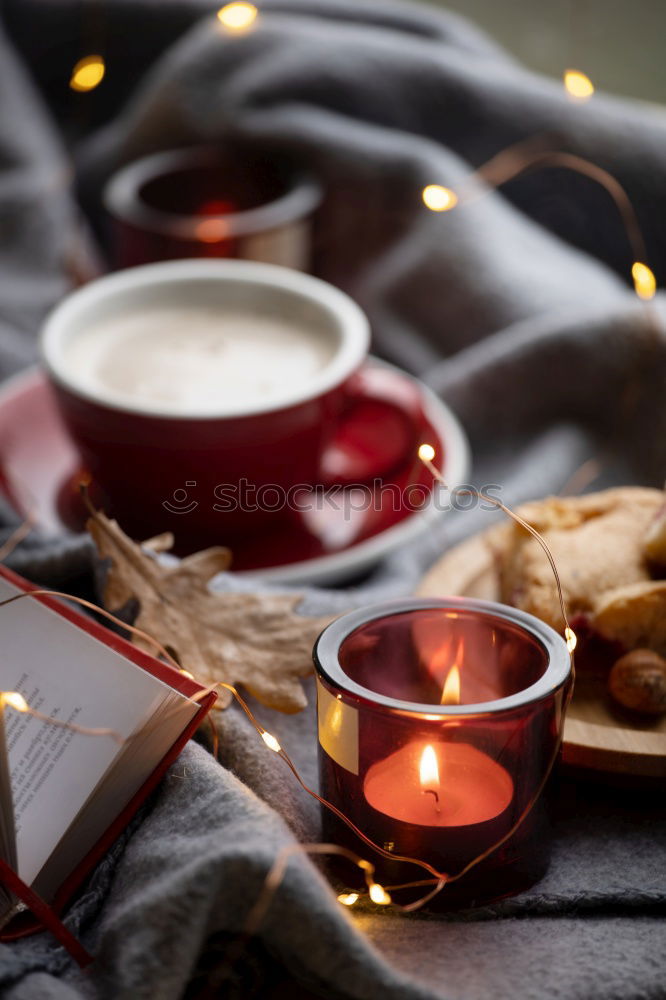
317,366,425,487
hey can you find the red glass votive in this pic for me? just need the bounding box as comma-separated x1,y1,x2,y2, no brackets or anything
103,145,321,270
313,597,572,909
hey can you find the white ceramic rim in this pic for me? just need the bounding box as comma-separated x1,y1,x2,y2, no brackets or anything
40,259,370,420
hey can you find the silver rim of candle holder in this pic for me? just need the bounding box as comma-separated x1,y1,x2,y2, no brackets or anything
313,596,572,717
103,145,321,240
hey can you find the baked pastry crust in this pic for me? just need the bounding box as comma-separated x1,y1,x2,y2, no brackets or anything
494,487,666,656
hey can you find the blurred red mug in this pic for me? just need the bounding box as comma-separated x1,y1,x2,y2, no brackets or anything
40,260,424,551
103,145,321,271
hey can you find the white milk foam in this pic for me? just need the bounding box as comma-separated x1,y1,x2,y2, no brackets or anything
65,305,336,414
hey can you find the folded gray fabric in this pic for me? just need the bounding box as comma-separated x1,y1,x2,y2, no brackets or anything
0,1,665,998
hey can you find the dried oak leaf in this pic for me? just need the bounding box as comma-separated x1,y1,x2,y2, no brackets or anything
87,510,332,712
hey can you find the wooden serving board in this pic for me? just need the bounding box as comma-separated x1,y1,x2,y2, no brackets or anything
417,528,666,779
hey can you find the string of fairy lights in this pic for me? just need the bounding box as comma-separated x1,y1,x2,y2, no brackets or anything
422,158,657,302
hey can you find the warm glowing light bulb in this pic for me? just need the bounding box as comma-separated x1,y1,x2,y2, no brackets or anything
565,627,577,653
441,664,461,706
422,185,458,212
368,882,391,905
261,731,281,752
419,745,440,788
337,892,359,906
2,692,28,712
563,69,594,101
217,2,258,31
70,55,106,92
632,261,657,300
418,443,436,463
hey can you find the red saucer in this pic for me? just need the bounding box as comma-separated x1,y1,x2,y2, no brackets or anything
0,363,469,584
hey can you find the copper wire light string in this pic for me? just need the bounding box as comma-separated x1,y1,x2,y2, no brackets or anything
468,140,648,266
0,577,572,916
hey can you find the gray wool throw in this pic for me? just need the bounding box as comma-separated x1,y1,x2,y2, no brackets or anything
0,1,665,998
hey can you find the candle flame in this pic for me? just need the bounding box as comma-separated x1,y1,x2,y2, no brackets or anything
337,892,359,906
419,744,440,788
441,663,461,705
632,261,656,300
429,635,463,704
422,185,458,212
563,69,594,101
195,218,229,243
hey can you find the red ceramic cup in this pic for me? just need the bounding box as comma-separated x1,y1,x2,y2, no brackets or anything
40,260,424,552
103,145,321,271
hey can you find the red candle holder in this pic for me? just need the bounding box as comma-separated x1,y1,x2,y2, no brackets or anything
313,597,573,909
103,145,321,270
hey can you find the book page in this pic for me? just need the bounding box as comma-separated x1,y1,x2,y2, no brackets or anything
32,689,195,902
0,576,195,887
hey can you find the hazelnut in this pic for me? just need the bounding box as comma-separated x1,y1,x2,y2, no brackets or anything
608,648,666,715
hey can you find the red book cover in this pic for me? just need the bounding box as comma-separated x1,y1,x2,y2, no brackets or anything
0,564,217,939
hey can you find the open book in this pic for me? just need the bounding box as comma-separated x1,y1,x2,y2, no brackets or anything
0,567,215,925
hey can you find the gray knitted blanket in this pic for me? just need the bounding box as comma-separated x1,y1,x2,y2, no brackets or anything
0,1,664,997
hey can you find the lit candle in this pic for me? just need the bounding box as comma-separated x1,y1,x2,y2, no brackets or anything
364,663,513,839
314,598,572,908
364,739,514,827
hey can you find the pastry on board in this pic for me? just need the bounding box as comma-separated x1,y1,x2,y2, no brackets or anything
492,487,666,659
